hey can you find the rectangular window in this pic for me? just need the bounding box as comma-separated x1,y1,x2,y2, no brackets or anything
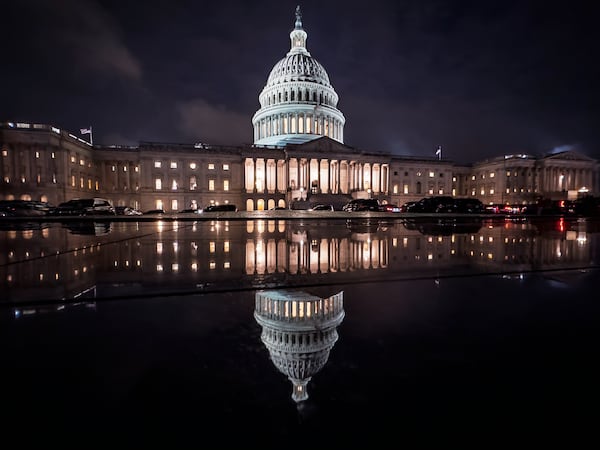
209,179,215,191
95,180,99,190
71,156,76,163
170,161,177,169
37,174,41,184
134,166,139,172
35,151,40,158
223,164,229,171
88,179,92,189
1,150,7,157
190,176,197,190
80,159,85,166
154,161,162,168
155,178,162,190
490,172,495,178
80,177,84,188
111,165,116,172
123,166,127,172
429,171,434,178
403,184,409,194
71,175,75,187
223,180,229,191
171,180,178,190
208,163,215,170
393,184,398,194
171,199,178,211
51,152,55,159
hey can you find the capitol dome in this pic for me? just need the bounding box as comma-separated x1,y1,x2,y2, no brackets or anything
252,6,345,146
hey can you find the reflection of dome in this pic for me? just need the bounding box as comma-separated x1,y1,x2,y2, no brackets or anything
252,6,345,146
254,289,344,402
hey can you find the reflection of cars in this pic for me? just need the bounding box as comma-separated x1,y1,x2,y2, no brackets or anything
115,206,143,215
49,198,115,216
309,204,334,211
342,199,380,212
63,221,112,236
270,206,287,210
202,204,237,212
143,209,165,215
403,218,483,235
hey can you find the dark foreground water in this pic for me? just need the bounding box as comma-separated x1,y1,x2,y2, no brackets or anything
1,216,599,447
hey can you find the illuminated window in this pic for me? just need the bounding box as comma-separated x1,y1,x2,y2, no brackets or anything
35,151,40,158
135,166,139,172
223,164,229,171
452,176,456,182
416,171,422,177
190,176,197,190
171,199,178,211
393,184,398,194
80,159,85,166
71,175,75,187
71,156,76,163
80,177,84,188
480,188,485,195
490,172,495,178
429,171,434,178
170,161,177,169
224,241,230,252
190,162,197,170
123,166,127,172
51,152,55,159
53,174,57,184
209,179,215,191
111,165,116,172
88,179,92,189
154,161,162,168
95,180,99,190
155,178,162,190
506,171,510,177
223,180,229,191
208,163,215,170
1,150,7,157
471,175,476,181
37,174,41,183
224,262,230,269
490,188,495,194
171,180,178,190
403,184,408,194
209,242,216,253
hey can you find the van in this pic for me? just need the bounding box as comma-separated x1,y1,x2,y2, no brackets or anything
202,204,237,212
342,199,380,212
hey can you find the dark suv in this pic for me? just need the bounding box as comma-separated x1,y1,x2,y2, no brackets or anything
342,199,380,212
50,198,116,216
202,204,237,212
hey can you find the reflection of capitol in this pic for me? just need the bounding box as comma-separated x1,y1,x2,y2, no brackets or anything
1,218,598,301
254,290,344,402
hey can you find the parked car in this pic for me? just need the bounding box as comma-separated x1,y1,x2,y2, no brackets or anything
115,206,143,216
0,200,52,216
309,204,334,211
49,198,115,216
202,204,237,212
342,199,381,212
379,203,400,213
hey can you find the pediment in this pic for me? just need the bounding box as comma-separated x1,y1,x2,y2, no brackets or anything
286,136,363,156
543,150,596,162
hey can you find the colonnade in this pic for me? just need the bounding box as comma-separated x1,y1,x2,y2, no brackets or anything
244,157,389,195
253,112,344,143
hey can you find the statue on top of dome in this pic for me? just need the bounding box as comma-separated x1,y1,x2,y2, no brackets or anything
295,5,303,29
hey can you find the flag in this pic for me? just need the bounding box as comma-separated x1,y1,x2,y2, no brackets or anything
80,127,91,134
435,146,442,156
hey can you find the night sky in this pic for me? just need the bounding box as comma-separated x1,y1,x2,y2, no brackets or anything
4,0,599,163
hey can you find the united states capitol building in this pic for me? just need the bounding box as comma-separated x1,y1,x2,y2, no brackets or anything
1,7,598,211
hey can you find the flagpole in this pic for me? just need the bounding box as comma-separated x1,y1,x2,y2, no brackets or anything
89,126,93,146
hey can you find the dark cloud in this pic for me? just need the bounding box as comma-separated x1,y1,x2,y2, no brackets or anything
3,0,600,161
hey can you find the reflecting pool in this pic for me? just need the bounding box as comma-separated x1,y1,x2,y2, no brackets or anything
1,216,599,447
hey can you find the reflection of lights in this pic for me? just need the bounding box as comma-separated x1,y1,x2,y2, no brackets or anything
403,237,408,248
556,245,562,258
392,238,398,247
156,242,163,254
156,264,163,272
172,264,179,272
157,221,164,232
173,242,179,252
577,233,587,245
257,220,265,234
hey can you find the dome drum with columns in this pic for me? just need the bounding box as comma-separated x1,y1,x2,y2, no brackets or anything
252,6,345,146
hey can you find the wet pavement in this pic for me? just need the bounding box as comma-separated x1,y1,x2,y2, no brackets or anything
1,215,599,447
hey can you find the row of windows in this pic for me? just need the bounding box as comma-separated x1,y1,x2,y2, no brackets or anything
153,161,230,171
393,170,446,178
154,178,229,191
2,150,56,159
